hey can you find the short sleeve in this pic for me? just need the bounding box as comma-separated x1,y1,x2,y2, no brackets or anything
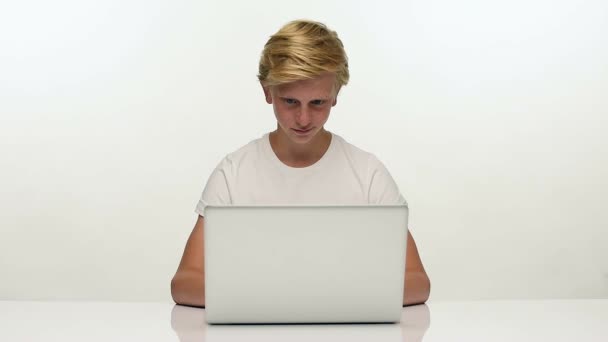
194,162,233,217
367,157,408,207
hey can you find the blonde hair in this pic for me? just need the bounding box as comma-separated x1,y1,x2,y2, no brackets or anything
258,20,349,88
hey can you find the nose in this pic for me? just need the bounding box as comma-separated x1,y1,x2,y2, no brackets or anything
296,107,312,127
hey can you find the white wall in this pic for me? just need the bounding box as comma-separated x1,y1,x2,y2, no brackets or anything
1,0,607,302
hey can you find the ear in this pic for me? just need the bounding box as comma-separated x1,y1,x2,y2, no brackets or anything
332,85,341,107
261,83,272,104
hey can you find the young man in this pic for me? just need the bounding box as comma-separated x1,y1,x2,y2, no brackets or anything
171,20,430,307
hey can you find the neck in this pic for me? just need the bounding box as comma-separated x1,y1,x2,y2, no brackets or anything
269,128,332,168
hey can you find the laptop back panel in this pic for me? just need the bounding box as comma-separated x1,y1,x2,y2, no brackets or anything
204,205,408,324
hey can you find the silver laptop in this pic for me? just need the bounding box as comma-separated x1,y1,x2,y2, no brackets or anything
203,205,408,324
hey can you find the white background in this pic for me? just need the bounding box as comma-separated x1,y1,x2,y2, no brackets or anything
1,0,607,302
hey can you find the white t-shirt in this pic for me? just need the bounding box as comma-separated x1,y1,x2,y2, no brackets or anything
195,132,407,216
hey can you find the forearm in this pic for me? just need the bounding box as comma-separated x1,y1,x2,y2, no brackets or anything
171,269,205,307
403,270,431,306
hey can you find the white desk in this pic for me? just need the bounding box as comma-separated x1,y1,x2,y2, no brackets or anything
1,300,606,341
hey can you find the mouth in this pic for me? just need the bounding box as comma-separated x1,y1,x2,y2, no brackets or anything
292,127,313,136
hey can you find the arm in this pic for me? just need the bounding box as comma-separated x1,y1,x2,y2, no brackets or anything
171,215,205,307
403,230,431,306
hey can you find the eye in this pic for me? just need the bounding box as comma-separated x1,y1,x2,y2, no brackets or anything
311,100,326,106
284,98,298,105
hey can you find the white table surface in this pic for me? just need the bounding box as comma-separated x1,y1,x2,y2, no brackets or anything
1,299,606,341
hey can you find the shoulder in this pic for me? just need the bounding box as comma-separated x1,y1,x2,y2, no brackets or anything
331,133,383,170
214,134,268,171
332,133,405,205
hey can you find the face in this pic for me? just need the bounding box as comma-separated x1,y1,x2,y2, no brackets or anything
263,73,339,145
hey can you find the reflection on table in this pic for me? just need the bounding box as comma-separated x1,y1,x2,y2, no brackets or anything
170,304,431,342
1,299,606,341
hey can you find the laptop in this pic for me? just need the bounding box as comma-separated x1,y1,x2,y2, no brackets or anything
203,205,408,324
